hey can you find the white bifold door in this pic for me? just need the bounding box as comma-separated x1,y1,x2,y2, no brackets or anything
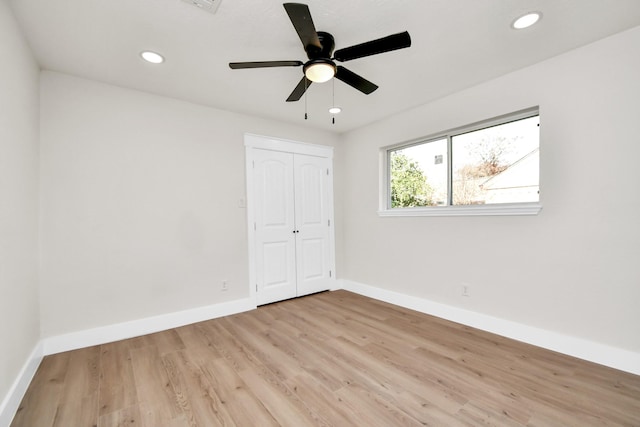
249,146,334,306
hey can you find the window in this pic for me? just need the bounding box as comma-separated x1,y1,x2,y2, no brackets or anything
381,108,540,216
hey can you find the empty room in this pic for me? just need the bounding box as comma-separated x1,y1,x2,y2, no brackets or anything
1,0,640,425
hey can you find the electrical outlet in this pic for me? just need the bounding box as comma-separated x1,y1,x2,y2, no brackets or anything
461,283,470,297
221,280,228,291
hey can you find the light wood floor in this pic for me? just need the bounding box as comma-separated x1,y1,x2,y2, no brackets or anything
11,290,640,426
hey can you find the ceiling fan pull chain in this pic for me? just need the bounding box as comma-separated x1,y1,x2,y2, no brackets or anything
332,79,336,125
304,78,308,120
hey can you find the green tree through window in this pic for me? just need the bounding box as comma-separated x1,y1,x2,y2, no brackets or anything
390,152,435,207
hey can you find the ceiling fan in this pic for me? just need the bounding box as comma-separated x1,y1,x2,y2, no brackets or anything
229,3,412,102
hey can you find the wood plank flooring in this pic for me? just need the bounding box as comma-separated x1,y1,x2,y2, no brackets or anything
10,290,640,426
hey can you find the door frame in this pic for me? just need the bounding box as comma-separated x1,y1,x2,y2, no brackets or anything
244,133,336,306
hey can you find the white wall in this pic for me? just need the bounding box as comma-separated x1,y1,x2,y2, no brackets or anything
39,71,341,337
340,26,640,353
0,0,40,413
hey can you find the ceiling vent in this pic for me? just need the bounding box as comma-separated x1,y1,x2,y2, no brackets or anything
181,0,221,14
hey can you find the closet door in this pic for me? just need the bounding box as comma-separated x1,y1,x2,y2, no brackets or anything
246,134,335,307
252,149,297,306
294,154,332,297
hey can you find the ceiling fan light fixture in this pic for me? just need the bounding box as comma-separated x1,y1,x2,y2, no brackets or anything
512,12,541,29
329,106,342,114
304,60,336,83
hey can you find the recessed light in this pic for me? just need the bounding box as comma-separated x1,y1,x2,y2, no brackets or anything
140,51,165,64
512,12,541,30
329,107,342,114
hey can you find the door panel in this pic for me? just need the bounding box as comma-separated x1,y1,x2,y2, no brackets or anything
294,154,331,297
253,149,297,305
300,238,325,279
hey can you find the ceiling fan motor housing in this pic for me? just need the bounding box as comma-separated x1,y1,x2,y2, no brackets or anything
307,31,335,58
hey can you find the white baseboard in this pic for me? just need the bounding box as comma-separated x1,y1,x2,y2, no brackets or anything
337,279,640,376
41,297,256,355
0,342,44,427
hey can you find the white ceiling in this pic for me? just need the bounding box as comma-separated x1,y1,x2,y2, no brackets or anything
9,0,640,133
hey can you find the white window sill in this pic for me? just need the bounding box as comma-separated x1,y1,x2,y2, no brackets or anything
378,203,542,217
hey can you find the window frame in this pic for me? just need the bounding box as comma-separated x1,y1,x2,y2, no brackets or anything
379,107,542,217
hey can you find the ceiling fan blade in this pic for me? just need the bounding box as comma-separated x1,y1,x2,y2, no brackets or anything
333,31,411,62
335,66,378,95
283,3,322,54
229,60,303,69
286,76,313,102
